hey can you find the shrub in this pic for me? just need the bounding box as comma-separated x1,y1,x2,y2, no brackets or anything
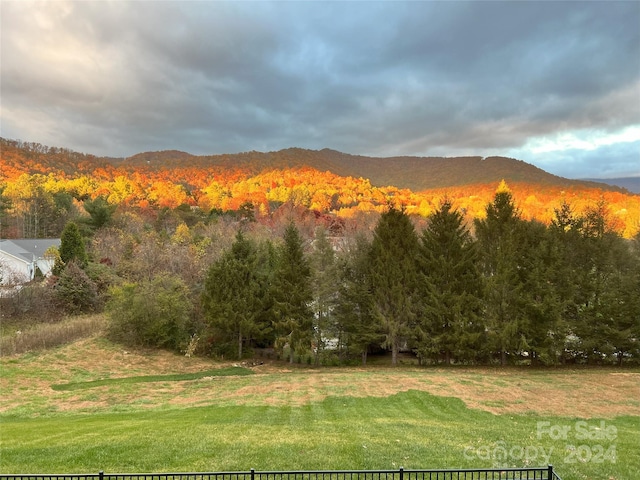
106,274,193,350
54,262,100,314
1,282,61,322
84,261,121,303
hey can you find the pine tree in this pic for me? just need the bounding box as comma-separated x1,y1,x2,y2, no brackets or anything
474,182,524,365
58,222,88,269
310,227,339,365
417,199,485,364
571,201,640,363
83,195,116,231
368,206,420,365
202,231,271,359
515,219,564,364
335,234,382,365
271,222,314,363
548,200,585,362
54,261,100,314
597,245,640,365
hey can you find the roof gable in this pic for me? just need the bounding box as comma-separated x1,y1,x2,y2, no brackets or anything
0,239,61,264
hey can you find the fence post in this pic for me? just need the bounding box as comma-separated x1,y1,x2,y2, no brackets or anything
251,468,255,480
99,471,104,480
399,467,403,480
547,465,553,480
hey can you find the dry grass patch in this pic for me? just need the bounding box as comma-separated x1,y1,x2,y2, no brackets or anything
1,336,639,419
200,367,640,418
0,315,107,356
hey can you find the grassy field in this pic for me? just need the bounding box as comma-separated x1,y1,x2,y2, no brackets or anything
1,334,639,480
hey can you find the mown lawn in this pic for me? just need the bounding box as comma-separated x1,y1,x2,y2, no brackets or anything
1,336,639,480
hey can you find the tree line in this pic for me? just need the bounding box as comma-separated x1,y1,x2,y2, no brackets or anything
3,182,639,366
194,183,639,366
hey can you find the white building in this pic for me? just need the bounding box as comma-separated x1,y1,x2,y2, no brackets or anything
0,239,61,285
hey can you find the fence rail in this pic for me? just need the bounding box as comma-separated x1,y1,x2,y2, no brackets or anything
0,466,562,480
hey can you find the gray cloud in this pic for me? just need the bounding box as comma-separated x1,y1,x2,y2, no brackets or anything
520,140,640,179
1,0,638,178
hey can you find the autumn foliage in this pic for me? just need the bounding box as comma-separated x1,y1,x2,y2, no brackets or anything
1,138,638,238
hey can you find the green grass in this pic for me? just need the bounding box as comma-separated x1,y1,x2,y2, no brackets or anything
1,336,639,480
51,367,254,391
1,391,638,479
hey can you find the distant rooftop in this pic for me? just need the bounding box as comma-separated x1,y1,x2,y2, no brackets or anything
0,239,61,263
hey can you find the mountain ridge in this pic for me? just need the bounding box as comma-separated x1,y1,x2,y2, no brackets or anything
118,146,628,193
581,177,640,194
0,137,630,194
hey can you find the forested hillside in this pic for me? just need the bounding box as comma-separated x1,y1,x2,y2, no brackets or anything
1,138,639,239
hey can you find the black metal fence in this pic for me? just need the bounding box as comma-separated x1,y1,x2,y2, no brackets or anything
0,466,562,480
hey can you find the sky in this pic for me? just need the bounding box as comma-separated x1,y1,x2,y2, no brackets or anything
1,1,639,179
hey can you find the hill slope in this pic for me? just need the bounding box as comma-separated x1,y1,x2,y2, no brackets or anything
2,138,624,192
2,138,639,238
120,147,623,192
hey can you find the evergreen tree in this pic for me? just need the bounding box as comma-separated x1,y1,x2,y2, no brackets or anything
310,227,339,365
515,219,564,364
83,195,117,231
572,201,639,363
271,222,314,363
368,206,420,365
202,231,271,359
597,245,640,365
58,222,88,270
335,234,382,365
548,200,588,363
474,182,524,365
417,199,485,364
54,261,100,314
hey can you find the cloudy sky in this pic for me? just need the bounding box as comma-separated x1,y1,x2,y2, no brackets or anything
2,1,639,179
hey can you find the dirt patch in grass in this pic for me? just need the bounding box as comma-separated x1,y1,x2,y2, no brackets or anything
2,337,639,419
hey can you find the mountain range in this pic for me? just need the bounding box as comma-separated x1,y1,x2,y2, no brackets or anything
120,147,631,193
581,177,640,194
2,138,635,194
2,138,640,239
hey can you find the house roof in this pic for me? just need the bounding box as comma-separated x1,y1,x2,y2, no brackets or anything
0,239,61,264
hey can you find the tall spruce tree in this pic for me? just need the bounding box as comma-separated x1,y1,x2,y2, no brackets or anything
572,201,640,363
335,234,382,365
369,205,420,365
474,181,524,365
271,222,314,363
515,219,564,364
417,199,485,364
597,241,640,365
310,227,339,365
202,231,270,359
